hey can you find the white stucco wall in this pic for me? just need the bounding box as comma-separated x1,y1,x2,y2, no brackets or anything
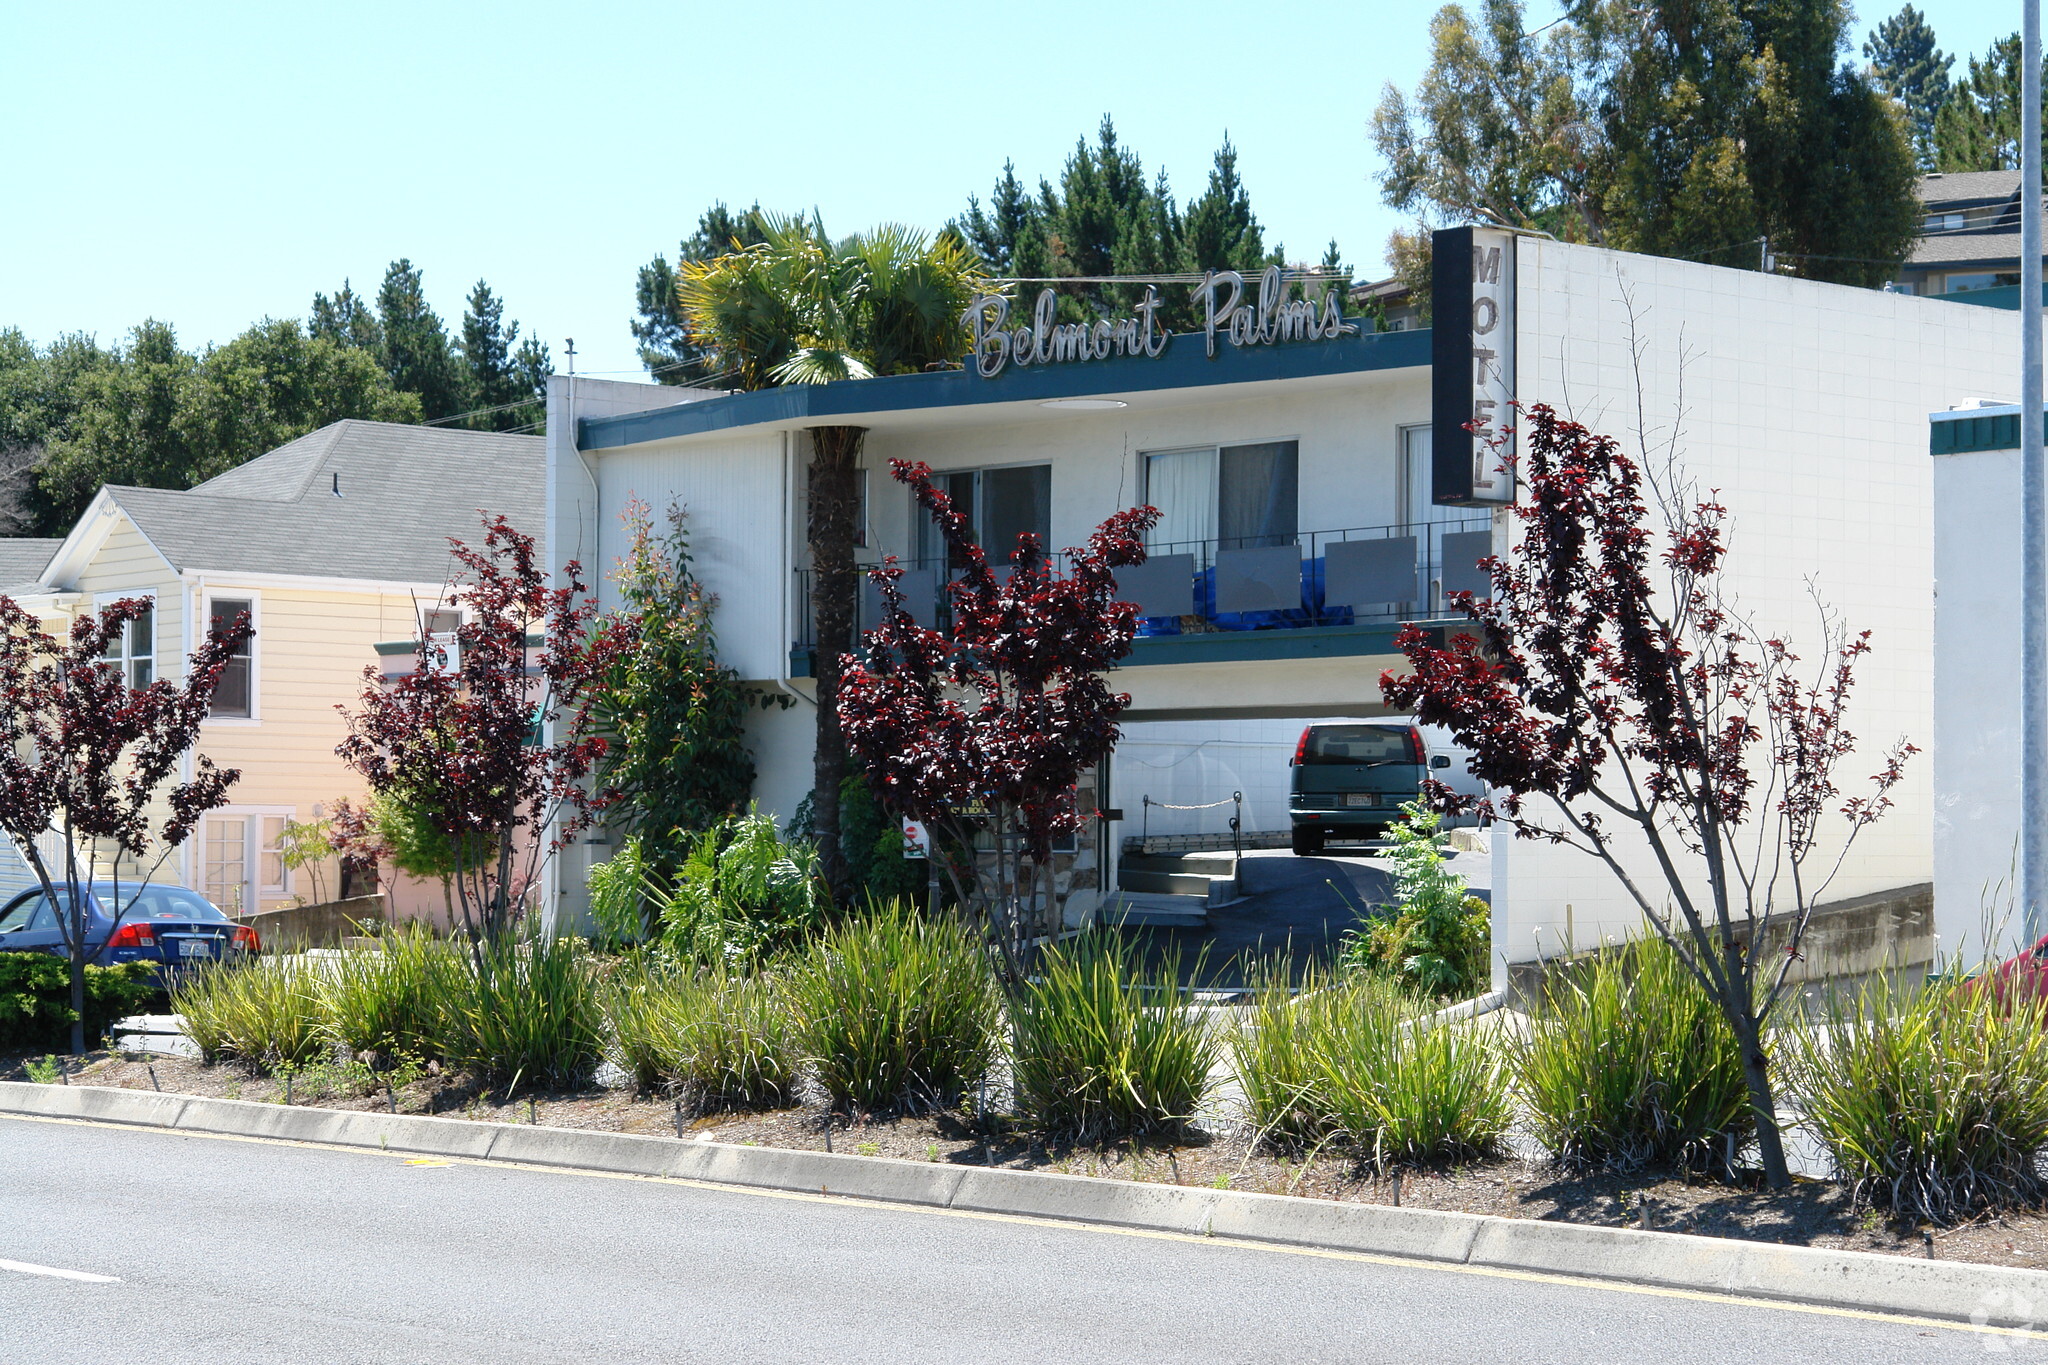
1932,440,2024,965
1492,238,2018,982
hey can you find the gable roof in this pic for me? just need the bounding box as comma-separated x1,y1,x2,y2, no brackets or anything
1919,170,2024,207
67,420,544,586
0,538,60,596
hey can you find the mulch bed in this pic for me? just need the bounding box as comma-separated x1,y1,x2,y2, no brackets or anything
10,1045,2045,1271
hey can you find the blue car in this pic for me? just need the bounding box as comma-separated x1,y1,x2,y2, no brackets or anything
0,883,259,971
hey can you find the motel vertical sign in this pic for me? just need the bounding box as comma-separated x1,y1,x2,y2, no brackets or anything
1431,225,1517,506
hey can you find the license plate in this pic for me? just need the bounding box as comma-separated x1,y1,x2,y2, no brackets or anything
1345,793,1378,808
178,939,211,959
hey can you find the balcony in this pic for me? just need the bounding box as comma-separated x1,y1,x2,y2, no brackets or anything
788,517,1493,674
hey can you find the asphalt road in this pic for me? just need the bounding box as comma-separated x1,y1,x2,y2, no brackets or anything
0,1116,2009,1364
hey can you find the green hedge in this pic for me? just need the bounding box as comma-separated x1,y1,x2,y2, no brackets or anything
0,955,161,1052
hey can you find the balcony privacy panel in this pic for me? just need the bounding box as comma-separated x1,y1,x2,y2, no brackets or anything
1442,530,1495,598
1219,441,1299,548
1114,554,1196,617
1214,545,1302,613
1324,536,1418,608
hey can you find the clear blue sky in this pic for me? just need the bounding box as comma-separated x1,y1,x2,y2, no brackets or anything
0,1,2027,379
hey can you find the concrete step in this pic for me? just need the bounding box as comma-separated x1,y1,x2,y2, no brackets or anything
1121,851,1240,877
1101,893,1209,929
1118,852,1240,900
1118,868,1217,896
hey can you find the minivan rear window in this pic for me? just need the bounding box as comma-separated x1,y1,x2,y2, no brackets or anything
1299,726,1420,765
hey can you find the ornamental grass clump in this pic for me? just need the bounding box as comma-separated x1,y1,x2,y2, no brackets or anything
1513,933,1751,1171
169,959,326,1070
1009,932,1220,1142
437,933,604,1093
319,926,462,1067
1308,977,1512,1167
1786,968,2048,1223
1230,959,1347,1149
604,954,797,1110
789,903,1001,1113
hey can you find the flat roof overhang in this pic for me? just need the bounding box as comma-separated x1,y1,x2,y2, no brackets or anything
577,327,1432,452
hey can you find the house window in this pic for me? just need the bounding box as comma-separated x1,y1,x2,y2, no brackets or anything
1924,211,1966,233
1143,441,1298,552
1942,272,2021,293
101,598,154,688
421,607,461,636
209,598,254,718
917,464,1052,566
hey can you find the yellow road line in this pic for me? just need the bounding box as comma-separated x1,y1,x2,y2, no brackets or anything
6,1110,2036,1342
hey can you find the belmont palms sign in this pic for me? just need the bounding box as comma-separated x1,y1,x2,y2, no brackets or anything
963,264,1359,379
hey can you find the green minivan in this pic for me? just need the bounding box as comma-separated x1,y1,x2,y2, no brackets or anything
1287,722,1454,854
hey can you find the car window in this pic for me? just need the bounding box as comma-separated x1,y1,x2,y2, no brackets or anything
22,896,60,933
0,893,40,933
106,886,229,923
1299,726,1419,765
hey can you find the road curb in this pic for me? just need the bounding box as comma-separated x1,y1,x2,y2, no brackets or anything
7,1080,2045,1330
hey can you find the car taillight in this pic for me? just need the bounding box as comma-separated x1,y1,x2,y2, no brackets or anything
232,924,261,952
106,923,154,948
1410,727,1427,764
1292,728,1312,766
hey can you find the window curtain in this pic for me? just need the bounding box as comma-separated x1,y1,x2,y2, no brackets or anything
1219,441,1298,548
1144,448,1218,552
982,465,1051,564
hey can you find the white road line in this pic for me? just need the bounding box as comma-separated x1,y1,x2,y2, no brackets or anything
0,1258,120,1284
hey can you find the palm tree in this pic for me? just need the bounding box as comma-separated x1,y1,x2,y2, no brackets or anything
678,214,989,893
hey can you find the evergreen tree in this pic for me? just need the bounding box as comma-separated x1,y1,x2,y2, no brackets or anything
958,161,1038,275
1933,34,2047,173
633,202,773,384
0,330,116,535
458,280,546,432
1180,135,1274,272
1865,5,1952,168
309,280,385,355
36,321,197,525
374,259,465,421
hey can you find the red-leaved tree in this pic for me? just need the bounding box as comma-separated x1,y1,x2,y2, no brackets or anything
336,516,636,947
0,596,249,1054
1383,404,1911,1189
838,460,1157,968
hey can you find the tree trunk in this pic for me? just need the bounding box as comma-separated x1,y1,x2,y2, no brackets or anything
1731,1004,1791,1189
808,425,865,900
68,938,85,1056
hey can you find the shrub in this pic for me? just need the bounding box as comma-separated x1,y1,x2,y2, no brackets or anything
1336,803,1489,998
1230,960,1350,1149
437,934,604,1092
604,954,797,1110
0,956,159,1052
169,959,326,1069
1009,932,1220,1141
1513,933,1751,1171
319,927,461,1066
1786,969,2048,1223
658,810,827,965
1307,976,1511,1167
788,903,1000,1112
588,837,657,946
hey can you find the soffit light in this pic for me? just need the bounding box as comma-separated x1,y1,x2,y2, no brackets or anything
1038,398,1128,410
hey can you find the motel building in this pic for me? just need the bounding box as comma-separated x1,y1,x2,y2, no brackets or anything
547,230,2012,990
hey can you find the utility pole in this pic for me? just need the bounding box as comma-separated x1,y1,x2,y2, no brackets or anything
2024,0,2044,945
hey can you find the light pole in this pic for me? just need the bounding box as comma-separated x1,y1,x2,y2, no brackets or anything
2024,0,2044,945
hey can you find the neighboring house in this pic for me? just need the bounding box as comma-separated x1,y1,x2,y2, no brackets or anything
1,420,543,918
549,229,2012,985
1895,169,2041,297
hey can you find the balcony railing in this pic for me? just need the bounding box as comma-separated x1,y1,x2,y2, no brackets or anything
790,517,1493,653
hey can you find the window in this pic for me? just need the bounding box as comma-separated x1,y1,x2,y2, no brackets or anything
101,598,154,688
209,598,254,718
1942,272,2021,294
1143,441,1298,552
917,464,1052,566
1924,211,1965,233
421,607,461,636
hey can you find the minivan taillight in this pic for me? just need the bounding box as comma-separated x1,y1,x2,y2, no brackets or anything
1409,727,1427,764
106,923,154,948
1292,727,1312,766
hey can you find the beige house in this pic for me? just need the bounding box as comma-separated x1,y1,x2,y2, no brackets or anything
1,420,542,916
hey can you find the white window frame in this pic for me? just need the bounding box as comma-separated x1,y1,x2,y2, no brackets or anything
198,806,295,914
201,588,261,726
93,589,157,689
914,460,1054,562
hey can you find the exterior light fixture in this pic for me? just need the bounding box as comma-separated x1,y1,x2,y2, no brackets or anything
1038,398,1128,411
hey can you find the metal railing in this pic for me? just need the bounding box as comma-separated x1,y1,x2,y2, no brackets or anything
789,515,1492,652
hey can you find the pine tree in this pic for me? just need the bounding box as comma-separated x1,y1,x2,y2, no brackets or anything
375,259,465,421
459,281,525,430
1180,135,1273,273
1933,34,2046,173
1865,5,1953,168
309,280,385,356
958,161,1038,275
